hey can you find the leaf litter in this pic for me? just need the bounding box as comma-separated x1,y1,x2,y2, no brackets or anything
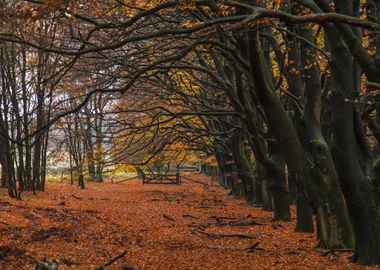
0,174,374,269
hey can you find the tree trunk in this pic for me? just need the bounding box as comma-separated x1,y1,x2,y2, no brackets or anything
230,127,255,203
330,43,380,263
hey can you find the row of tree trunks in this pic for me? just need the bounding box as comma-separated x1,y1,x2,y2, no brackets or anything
0,43,51,196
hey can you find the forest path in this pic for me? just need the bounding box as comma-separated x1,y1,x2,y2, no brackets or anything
0,174,369,269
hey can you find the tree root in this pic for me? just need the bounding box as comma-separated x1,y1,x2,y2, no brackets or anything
319,249,354,257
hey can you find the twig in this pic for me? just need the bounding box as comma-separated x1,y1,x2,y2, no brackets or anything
182,214,200,219
209,215,236,220
72,194,82,200
96,250,127,269
243,242,260,253
194,229,256,239
163,214,176,222
209,215,261,226
167,242,241,251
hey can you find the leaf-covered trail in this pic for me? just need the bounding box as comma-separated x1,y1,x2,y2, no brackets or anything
0,174,373,269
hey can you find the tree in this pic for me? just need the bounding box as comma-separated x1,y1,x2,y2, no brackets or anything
0,0,380,265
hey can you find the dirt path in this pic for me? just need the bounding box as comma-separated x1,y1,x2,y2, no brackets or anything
0,174,372,269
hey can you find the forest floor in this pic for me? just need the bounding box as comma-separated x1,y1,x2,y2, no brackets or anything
0,174,377,270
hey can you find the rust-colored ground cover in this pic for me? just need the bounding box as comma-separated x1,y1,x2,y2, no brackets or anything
0,174,377,269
